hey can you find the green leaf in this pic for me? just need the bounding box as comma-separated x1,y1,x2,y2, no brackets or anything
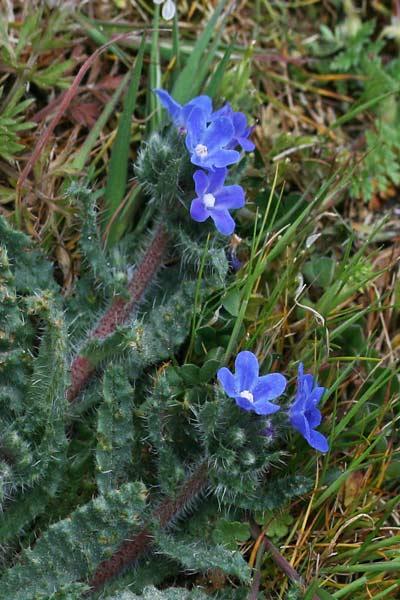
199,358,221,383
32,59,74,89
0,482,148,599
104,36,146,246
222,289,242,317
210,247,229,282
337,323,365,355
154,531,251,583
330,89,399,129
303,256,336,289
178,364,201,385
309,585,336,600
254,511,293,542
212,519,250,551
172,0,228,103
70,72,131,171
205,37,236,98
96,364,135,494
148,6,161,133
75,12,130,65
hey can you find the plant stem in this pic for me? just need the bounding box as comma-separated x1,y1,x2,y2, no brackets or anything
67,224,169,402
249,520,321,600
87,462,209,593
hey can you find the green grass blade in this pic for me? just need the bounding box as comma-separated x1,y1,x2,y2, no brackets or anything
103,184,142,246
70,72,130,171
205,37,236,98
332,367,396,438
332,577,369,598
325,560,400,574
330,89,399,129
75,12,130,65
172,0,228,103
171,12,181,85
148,6,161,133
189,20,227,99
357,583,400,600
103,35,146,246
306,584,336,600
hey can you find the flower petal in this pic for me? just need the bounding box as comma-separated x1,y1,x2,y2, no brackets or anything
211,103,232,120
215,185,245,210
232,112,247,131
253,373,287,402
182,97,213,127
190,199,209,223
186,106,207,149
211,149,240,168
237,136,255,152
153,89,181,123
217,367,236,398
310,386,325,406
193,170,209,196
188,96,213,118
308,429,329,453
211,209,235,235
303,374,315,394
297,362,304,379
290,411,310,439
234,351,259,391
208,167,227,193
235,395,255,412
306,407,322,428
291,390,307,413
203,117,234,149
253,400,280,416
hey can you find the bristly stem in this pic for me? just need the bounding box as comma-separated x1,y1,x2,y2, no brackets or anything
67,224,169,403
87,462,209,593
249,520,322,600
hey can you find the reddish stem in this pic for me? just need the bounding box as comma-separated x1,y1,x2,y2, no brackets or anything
249,520,321,600
87,462,209,593
67,224,169,402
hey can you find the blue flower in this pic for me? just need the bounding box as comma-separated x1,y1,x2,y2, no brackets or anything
211,103,255,152
190,168,245,235
185,107,240,170
217,351,287,415
289,363,329,453
153,89,212,131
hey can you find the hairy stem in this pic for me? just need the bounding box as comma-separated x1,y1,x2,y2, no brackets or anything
67,224,169,402
87,462,209,593
249,520,321,600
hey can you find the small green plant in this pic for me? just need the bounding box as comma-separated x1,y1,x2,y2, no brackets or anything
0,86,327,599
312,13,400,201
0,92,35,161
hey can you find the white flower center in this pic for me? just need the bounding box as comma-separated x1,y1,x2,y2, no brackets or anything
239,390,254,403
195,143,208,157
203,193,216,209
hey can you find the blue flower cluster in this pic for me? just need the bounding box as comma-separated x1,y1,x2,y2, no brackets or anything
217,352,329,453
154,89,254,235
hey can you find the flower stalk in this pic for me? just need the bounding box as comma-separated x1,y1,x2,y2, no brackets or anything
87,462,209,592
67,224,169,402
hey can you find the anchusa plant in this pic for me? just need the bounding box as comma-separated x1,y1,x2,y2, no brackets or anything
0,86,330,599
153,88,254,234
